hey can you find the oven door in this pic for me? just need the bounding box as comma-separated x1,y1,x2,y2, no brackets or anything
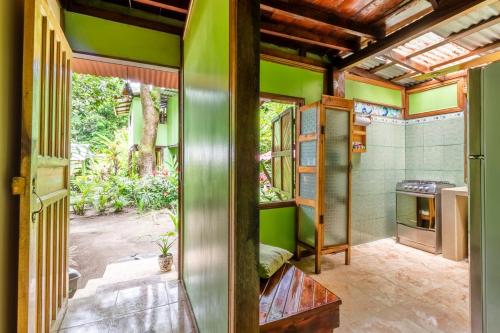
396,191,436,230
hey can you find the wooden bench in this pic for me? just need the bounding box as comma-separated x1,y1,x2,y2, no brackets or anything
259,263,341,333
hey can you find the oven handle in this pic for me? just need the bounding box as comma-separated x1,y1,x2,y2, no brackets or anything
396,191,435,199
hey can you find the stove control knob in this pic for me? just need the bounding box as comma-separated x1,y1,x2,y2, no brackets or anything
424,186,429,192
418,186,424,191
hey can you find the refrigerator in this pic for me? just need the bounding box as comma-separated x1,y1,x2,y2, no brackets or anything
469,62,500,333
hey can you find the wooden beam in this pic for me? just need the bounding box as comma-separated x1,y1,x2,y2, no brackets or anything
260,47,327,72
408,14,500,58
385,6,434,36
348,67,404,88
132,0,188,14
65,0,183,34
261,21,358,52
428,0,440,9
260,0,382,39
413,50,500,80
391,70,418,82
336,0,498,70
384,50,429,73
430,40,500,69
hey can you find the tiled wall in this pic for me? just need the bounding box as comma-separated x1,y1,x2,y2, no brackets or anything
405,112,465,186
351,119,406,245
351,112,465,245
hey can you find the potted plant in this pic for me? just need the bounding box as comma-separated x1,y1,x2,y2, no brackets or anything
156,231,176,272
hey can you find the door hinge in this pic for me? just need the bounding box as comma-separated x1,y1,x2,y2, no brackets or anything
320,125,325,134
11,177,26,195
319,215,324,224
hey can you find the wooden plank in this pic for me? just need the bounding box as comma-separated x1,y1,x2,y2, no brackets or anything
65,0,183,35
348,67,405,88
345,71,404,90
260,47,327,73
260,0,381,39
336,0,498,70
282,268,304,316
408,14,500,58
298,276,315,311
369,60,393,73
267,265,296,321
313,283,327,307
261,21,358,52
259,265,286,324
132,0,188,14
384,50,429,73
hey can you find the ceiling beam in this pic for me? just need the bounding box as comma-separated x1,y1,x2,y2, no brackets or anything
428,0,440,9
336,0,498,70
384,50,429,73
391,70,418,82
261,21,358,52
347,67,404,88
408,14,500,58
260,0,382,39
413,50,500,80
430,40,500,69
260,47,327,72
132,0,188,14
65,0,183,34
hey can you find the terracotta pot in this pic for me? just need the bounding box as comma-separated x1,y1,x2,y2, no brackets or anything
158,253,173,272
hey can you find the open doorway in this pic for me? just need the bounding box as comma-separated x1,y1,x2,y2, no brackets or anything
58,56,184,330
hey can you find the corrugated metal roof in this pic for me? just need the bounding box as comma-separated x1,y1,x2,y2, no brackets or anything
354,1,500,87
72,57,178,89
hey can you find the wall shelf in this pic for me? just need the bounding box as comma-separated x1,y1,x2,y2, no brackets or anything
352,114,367,153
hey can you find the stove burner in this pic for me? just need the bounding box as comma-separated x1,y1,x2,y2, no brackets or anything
396,180,454,194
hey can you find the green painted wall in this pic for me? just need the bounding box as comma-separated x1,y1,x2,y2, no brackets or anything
408,83,458,115
182,0,229,331
167,94,179,147
64,11,180,67
260,60,324,104
129,97,168,146
346,79,403,107
260,207,296,253
0,0,22,331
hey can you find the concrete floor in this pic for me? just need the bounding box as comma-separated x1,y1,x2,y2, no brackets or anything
293,238,470,333
70,208,178,288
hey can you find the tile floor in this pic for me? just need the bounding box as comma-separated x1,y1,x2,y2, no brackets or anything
293,238,470,333
57,278,195,332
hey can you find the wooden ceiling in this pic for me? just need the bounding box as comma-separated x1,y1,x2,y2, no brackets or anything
64,0,500,86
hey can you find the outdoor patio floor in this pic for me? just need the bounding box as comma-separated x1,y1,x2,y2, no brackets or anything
293,238,470,333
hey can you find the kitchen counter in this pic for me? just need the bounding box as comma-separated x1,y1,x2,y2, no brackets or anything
441,186,468,261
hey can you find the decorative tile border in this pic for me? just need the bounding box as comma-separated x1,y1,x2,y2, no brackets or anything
405,111,463,125
354,101,403,119
370,115,406,125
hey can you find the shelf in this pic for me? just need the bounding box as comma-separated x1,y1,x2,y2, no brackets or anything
353,130,366,136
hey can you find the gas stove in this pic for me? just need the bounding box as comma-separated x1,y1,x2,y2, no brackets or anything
396,180,454,195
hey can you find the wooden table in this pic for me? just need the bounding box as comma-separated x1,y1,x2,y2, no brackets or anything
442,186,468,261
260,263,341,332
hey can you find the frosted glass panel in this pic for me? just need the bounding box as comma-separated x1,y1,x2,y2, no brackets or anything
298,205,315,247
301,108,316,135
300,141,316,166
323,108,349,246
299,173,316,199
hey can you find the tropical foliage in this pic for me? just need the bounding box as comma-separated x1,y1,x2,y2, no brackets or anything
71,74,128,146
259,101,294,202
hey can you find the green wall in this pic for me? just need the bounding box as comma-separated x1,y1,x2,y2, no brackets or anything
260,60,324,104
129,97,168,146
260,207,295,253
183,0,229,331
346,79,402,107
408,83,458,115
259,61,323,252
64,11,181,67
0,0,22,331
167,94,179,147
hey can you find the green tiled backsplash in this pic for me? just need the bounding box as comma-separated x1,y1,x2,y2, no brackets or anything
351,112,465,245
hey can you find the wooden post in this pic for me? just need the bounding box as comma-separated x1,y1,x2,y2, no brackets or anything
333,70,345,97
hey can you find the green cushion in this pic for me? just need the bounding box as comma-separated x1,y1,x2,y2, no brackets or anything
258,243,293,279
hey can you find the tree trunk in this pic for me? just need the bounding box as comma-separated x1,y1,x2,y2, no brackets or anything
138,84,159,177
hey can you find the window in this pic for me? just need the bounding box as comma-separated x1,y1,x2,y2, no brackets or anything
259,94,304,203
